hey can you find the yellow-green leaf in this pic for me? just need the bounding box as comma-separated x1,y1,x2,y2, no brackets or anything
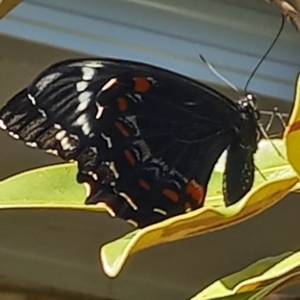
285,74,300,177
190,250,300,300
0,163,107,212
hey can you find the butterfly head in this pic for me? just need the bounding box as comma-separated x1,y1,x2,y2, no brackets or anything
238,93,260,121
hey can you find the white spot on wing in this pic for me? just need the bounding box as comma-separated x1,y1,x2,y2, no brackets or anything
88,171,98,181
78,91,92,103
70,133,79,141
90,147,97,153
82,123,91,135
153,208,167,215
83,182,91,197
38,109,47,118
126,219,138,227
119,192,138,210
81,67,95,81
96,102,104,119
28,93,36,105
8,132,19,139
101,78,117,91
25,142,38,148
55,130,66,141
77,100,89,112
76,81,89,92
73,113,92,135
109,161,119,178
0,119,6,130
76,114,88,126
61,137,71,150
46,149,59,156
77,91,92,112
101,133,112,148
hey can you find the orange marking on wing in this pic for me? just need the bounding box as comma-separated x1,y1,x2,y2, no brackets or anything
186,180,204,205
117,97,128,111
124,149,136,165
138,179,150,190
133,77,151,93
115,121,130,137
162,188,179,202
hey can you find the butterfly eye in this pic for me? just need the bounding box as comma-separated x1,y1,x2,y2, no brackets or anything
246,93,257,105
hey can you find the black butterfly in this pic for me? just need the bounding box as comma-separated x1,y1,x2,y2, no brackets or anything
0,58,260,228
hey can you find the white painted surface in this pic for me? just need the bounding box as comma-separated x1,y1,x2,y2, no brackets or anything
0,0,299,100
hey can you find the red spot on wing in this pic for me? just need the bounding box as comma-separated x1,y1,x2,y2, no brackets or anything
186,180,204,205
115,121,130,137
162,188,179,202
133,77,151,93
117,97,128,111
138,179,150,190
124,149,136,165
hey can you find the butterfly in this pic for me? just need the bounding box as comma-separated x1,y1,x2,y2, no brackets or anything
0,57,261,228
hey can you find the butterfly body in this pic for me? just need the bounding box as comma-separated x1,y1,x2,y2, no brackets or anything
0,58,260,228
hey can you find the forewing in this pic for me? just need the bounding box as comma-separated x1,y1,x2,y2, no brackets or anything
0,58,239,227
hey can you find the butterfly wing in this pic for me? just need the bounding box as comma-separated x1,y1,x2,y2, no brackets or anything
0,58,242,227
223,110,258,206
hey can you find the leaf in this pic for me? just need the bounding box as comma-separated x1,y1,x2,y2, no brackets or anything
100,139,298,278
0,163,107,212
190,250,300,300
285,74,300,177
0,140,298,278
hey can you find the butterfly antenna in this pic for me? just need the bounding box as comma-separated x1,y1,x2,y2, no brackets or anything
245,14,286,162
244,14,285,93
199,54,239,93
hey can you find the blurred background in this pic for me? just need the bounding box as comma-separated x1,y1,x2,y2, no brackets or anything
0,0,300,299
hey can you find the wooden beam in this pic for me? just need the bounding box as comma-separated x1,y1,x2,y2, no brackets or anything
0,0,24,19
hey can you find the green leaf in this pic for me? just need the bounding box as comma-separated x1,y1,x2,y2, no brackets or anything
0,163,107,212
190,250,300,300
0,164,83,205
